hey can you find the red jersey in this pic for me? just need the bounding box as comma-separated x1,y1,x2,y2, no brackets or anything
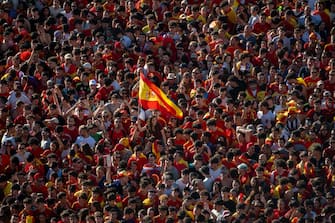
208,127,225,144
63,126,79,142
253,22,271,34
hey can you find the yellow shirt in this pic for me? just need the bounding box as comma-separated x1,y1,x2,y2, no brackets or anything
197,15,207,25
74,189,92,200
3,181,12,196
231,0,240,11
288,17,297,29
245,89,266,102
142,25,151,34
222,8,237,24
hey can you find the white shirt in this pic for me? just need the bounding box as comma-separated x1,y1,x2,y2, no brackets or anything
211,209,224,220
272,35,292,51
248,15,259,28
7,91,31,110
203,177,214,192
61,11,72,20
14,151,31,163
175,178,188,191
49,6,63,18
75,135,96,148
210,167,222,180
258,110,275,128
1,135,16,154
112,80,121,91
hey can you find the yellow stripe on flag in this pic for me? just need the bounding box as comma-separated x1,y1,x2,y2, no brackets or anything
139,72,183,119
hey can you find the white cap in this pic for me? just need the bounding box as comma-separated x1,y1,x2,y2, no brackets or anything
89,79,97,86
317,80,324,86
323,91,331,97
237,163,248,170
50,117,59,124
82,62,92,69
64,53,72,60
166,73,176,80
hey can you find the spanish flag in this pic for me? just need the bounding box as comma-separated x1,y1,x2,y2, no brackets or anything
139,72,183,119
152,140,160,164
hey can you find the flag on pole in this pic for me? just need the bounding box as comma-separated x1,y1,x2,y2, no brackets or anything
138,72,183,119
152,140,160,164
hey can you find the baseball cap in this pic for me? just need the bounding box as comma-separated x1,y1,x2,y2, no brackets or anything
167,73,176,80
89,79,97,86
82,62,92,69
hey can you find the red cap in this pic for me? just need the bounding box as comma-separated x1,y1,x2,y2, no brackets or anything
114,41,121,49
20,51,31,62
246,142,254,150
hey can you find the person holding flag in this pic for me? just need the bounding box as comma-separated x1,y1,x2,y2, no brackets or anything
138,72,183,121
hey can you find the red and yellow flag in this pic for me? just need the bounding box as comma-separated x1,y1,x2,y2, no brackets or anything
152,140,160,164
139,72,183,119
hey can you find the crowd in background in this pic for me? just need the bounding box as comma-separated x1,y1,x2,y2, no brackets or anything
0,0,335,222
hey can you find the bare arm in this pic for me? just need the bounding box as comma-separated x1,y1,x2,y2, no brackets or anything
52,88,62,116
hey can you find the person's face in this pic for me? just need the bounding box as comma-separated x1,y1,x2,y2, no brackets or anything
194,159,202,169
114,118,121,126
258,154,267,165
69,216,78,223
94,214,104,223
67,117,75,126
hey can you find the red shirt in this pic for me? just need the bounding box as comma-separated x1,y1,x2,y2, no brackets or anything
324,147,335,160
225,46,242,57
26,146,44,158
31,184,48,198
95,86,114,102
0,154,10,173
238,142,248,154
222,158,237,169
63,126,79,142
36,205,55,220
304,76,320,95
215,118,226,130
174,159,188,173
74,115,89,127
174,137,187,147
253,22,271,34
110,128,126,146
13,115,26,125
239,173,250,186
153,215,166,223
313,10,330,27
61,63,77,76
167,197,182,209
136,189,148,201
208,127,225,144
266,51,278,67
224,128,236,147
324,80,335,92
128,153,148,172
71,201,88,211
324,43,335,54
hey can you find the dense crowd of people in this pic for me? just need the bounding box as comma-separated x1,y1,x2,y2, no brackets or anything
0,0,335,222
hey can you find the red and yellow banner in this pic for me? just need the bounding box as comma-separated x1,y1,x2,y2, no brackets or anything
152,140,160,163
139,72,183,119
